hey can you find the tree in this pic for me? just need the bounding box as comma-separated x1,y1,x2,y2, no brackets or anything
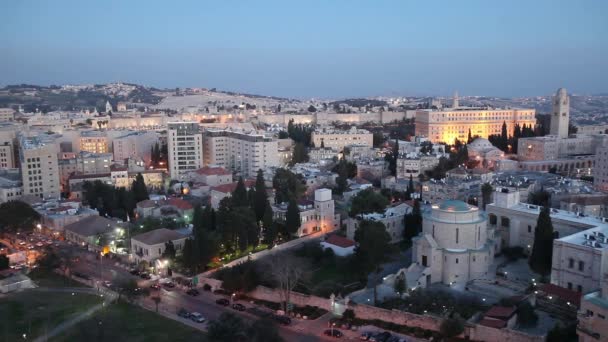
265,254,308,313
0,254,10,270
262,203,277,244
372,131,385,148
349,188,389,217
285,197,301,235
355,220,391,304
0,201,40,233
162,240,176,260
181,238,196,271
440,315,464,338
307,105,317,113
218,260,260,294
232,177,249,207
291,142,309,165
253,169,268,222
207,312,247,342
516,302,538,327
481,183,493,210
546,322,577,342
394,273,406,295
131,173,149,203
248,319,283,342
529,206,555,275
528,188,551,207
273,168,306,203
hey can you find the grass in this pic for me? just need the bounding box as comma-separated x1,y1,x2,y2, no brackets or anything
53,300,206,342
0,290,102,341
28,269,85,288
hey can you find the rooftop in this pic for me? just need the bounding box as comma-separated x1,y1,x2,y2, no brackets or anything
438,200,472,212
194,166,231,176
210,179,255,194
132,228,185,246
323,234,355,248
64,215,120,237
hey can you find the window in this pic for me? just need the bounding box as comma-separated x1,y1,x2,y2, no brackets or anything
567,282,572,290
422,255,428,267
568,258,574,268
455,258,459,264
577,285,583,292
528,225,532,233
456,228,459,244
578,261,585,271
587,310,594,317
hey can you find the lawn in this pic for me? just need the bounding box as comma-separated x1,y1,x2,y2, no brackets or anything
28,269,85,288
53,301,206,342
0,290,102,341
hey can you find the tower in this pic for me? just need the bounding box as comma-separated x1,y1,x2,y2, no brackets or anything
452,91,459,109
105,100,113,113
550,88,569,138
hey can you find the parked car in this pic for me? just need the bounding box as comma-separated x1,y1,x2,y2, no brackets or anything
186,288,200,296
130,269,141,276
73,272,90,280
360,331,375,340
273,315,291,325
190,312,205,323
232,303,246,311
370,332,391,342
177,308,191,319
150,283,161,290
140,272,151,279
163,281,176,288
215,298,230,306
324,329,344,338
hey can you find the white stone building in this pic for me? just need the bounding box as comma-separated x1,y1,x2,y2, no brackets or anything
112,131,159,165
595,144,608,192
168,122,204,180
346,202,412,243
19,135,60,199
310,126,373,152
396,155,440,180
411,200,498,287
131,228,188,264
467,138,505,169
272,188,339,237
550,88,570,139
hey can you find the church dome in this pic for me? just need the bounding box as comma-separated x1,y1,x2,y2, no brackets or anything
438,200,471,212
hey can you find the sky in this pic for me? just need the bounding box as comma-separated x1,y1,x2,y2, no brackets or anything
1,0,607,99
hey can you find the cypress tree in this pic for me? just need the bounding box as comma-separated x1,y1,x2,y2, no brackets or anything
232,177,248,207
285,197,301,235
253,169,267,222
132,173,149,203
529,206,555,275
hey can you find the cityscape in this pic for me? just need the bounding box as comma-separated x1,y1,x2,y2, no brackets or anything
1,1,608,342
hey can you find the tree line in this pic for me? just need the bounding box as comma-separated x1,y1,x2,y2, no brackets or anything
82,173,149,221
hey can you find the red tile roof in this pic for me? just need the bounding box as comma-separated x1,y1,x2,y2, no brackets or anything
539,283,582,306
195,166,231,176
324,235,355,248
166,198,193,210
485,306,516,319
479,318,507,329
211,180,255,194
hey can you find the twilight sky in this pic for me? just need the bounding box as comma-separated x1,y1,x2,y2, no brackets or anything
1,0,607,98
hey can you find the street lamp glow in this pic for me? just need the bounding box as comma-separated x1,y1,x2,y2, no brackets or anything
36,224,42,229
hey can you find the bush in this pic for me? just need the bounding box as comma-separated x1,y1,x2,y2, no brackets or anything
342,309,355,322
440,316,464,338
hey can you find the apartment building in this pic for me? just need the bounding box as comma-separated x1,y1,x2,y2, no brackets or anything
0,169,23,203
58,151,113,188
0,142,15,169
167,122,204,180
0,108,15,122
396,155,440,180
79,131,109,153
595,144,608,192
415,107,536,144
272,188,339,237
346,202,411,243
203,129,278,178
19,135,60,199
112,131,159,164
310,126,373,152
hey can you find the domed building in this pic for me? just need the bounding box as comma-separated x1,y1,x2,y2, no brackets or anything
411,200,499,287
467,137,504,169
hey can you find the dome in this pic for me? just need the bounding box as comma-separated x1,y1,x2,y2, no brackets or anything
468,138,491,147
438,200,471,212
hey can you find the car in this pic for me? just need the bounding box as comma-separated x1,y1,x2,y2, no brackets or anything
18,241,26,246
190,312,205,323
360,331,375,340
140,272,151,280
232,303,246,311
324,329,344,338
215,298,230,306
150,283,161,290
103,280,112,288
163,281,176,288
35,242,44,247
186,288,200,296
73,272,90,280
370,332,391,342
130,269,141,276
273,315,291,325
177,308,191,319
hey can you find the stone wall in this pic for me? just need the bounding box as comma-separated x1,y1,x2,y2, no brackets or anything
467,324,544,342
247,285,332,310
350,302,442,331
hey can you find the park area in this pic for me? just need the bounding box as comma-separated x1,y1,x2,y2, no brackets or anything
53,301,206,342
0,290,102,341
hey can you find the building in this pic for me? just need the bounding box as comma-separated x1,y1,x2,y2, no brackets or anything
64,215,122,250
35,199,98,233
135,198,194,221
309,147,337,164
209,179,255,209
79,131,109,153
415,107,536,144
58,152,113,187
203,128,279,177
0,169,23,203
185,166,233,187
550,88,570,139
356,159,387,183
595,144,608,192
168,122,204,180
559,195,608,218
0,141,15,169
131,228,187,264
112,131,159,165
0,108,15,122
19,135,60,199
577,274,608,342
396,155,440,180
552,226,608,294
310,126,373,152
467,138,505,169
320,234,355,257
486,189,608,255
272,188,339,237
346,202,412,243
410,200,498,287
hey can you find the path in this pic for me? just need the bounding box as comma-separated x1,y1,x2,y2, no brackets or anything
31,287,118,342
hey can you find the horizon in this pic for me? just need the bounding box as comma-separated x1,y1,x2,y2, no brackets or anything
2,0,607,98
